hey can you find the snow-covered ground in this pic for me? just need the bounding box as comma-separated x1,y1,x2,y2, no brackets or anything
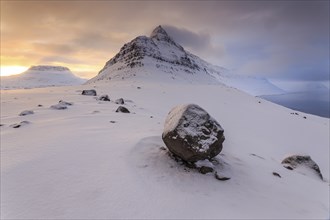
0,65,86,89
1,78,329,219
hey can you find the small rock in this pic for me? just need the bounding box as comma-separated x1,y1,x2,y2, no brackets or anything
19,110,34,116
11,121,30,128
303,116,307,119
59,100,73,106
284,165,294,170
214,172,230,181
272,172,281,178
115,98,124,104
82,89,97,96
115,106,130,113
159,146,167,151
282,155,323,180
110,121,116,123
99,95,110,101
50,103,68,110
199,166,214,174
137,87,141,89
37,104,43,107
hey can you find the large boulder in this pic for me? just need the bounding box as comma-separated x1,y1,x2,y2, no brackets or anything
282,155,323,180
162,104,225,162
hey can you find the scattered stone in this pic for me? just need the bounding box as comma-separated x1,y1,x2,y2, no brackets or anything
159,146,167,151
162,104,225,162
137,86,141,89
50,103,68,110
258,101,261,103
150,116,153,118
303,116,307,119
115,106,130,113
82,89,97,96
59,100,73,106
250,153,265,160
214,172,230,181
283,165,294,170
272,172,281,178
199,166,214,174
11,121,30,128
281,155,323,180
294,112,299,115
115,98,124,104
0,124,4,127
37,104,43,107
19,110,34,116
99,95,110,101
110,120,116,123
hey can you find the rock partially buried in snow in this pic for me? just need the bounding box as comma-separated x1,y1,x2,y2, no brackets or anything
10,121,30,128
162,104,225,162
59,100,73,106
50,103,68,110
115,106,130,113
82,89,97,96
115,98,124,104
19,110,34,116
99,95,110,101
282,155,323,180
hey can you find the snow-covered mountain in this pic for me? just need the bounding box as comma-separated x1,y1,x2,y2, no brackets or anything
87,25,283,96
1,65,86,89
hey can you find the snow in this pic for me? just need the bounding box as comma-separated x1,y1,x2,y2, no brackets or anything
0,65,86,89
1,26,329,219
1,80,329,219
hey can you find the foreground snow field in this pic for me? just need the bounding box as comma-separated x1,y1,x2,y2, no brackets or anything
1,80,329,219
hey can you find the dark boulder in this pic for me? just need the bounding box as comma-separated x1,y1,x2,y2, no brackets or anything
115,98,125,104
82,89,97,96
162,104,225,162
115,106,130,113
50,103,68,110
99,95,110,101
282,155,323,180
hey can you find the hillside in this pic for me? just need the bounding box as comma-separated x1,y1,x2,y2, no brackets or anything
0,65,86,89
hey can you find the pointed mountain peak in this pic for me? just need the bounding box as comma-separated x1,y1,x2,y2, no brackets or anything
150,25,169,38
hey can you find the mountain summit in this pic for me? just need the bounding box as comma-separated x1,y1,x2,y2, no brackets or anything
87,25,283,95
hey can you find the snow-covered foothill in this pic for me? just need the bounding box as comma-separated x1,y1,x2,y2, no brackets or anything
1,65,86,89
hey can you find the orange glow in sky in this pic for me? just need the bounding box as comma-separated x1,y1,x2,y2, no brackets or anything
0,66,29,76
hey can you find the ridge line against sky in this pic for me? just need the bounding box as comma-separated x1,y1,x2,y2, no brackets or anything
1,0,329,87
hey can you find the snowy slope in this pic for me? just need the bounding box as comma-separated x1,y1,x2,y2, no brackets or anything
1,79,329,219
0,65,86,89
87,26,283,96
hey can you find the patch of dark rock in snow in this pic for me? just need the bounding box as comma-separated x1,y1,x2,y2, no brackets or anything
82,89,97,96
98,95,110,101
37,104,43,107
162,104,225,162
110,120,116,123
115,98,124,104
0,124,4,127
10,121,30,128
282,155,323,180
115,106,130,113
59,100,73,106
199,166,214,174
50,103,68,110
19,110,34,116
272,172,281,178
214,172,231,181
137,86,141,89
250,153,265,160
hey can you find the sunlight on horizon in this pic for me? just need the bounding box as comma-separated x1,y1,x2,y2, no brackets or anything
0,66,29,76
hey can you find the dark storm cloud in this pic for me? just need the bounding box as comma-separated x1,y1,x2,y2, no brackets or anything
1,1,329,82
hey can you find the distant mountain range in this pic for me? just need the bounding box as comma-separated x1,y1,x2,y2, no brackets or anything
0,65,86,89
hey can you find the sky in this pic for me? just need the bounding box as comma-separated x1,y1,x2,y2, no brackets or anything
1,0,329,88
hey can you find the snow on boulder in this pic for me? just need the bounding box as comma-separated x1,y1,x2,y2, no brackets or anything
115,98,124,104
162,104,225,162
82,89,97,96
282,155,323,180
